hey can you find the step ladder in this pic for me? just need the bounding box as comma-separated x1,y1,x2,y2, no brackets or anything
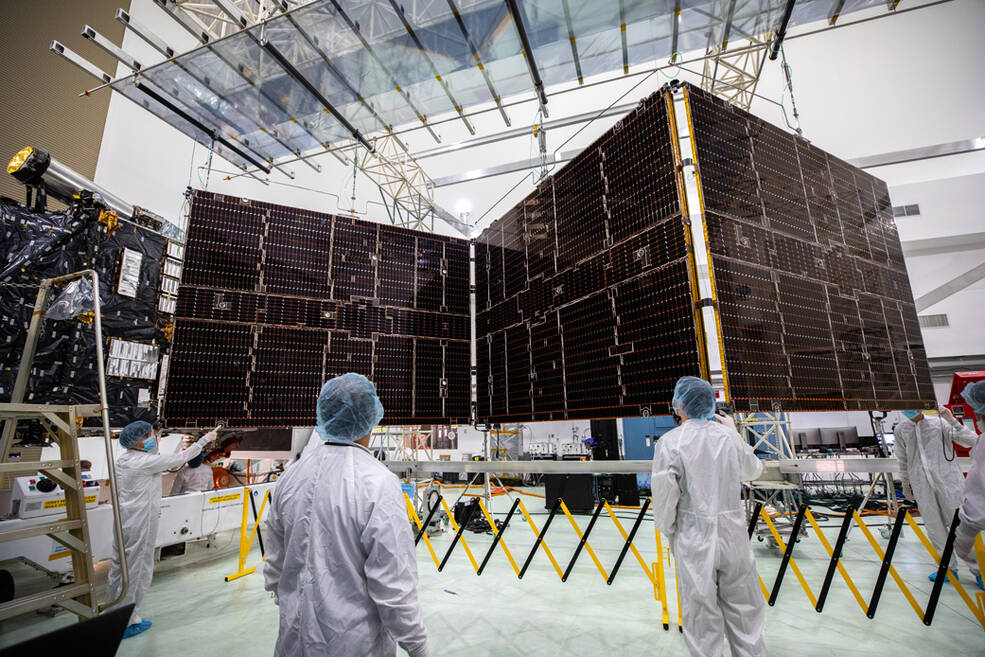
0,270,128,621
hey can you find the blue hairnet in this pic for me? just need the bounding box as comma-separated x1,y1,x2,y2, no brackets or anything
961,381,985,416
672,376,716,420
315,373,385,443
188,453,205,468
119,421,153,449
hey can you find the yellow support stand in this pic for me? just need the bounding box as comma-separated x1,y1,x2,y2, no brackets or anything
224,487,271,582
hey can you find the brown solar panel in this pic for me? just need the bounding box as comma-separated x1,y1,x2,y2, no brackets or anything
684,84,934,411
164,190,471,428
474,92,704,422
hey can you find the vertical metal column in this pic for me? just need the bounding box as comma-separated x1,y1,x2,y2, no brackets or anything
667,86,727,395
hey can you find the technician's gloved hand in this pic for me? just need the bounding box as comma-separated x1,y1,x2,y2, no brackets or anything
715,412,737,431
938,406,957,425
198,428,219,447
902,482,914,502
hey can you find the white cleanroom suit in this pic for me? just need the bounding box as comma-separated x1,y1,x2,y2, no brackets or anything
263,441,428,657
106,434,212,626
895,414,978,572
955,437,985,576
651,418,766,657
168,462,214,495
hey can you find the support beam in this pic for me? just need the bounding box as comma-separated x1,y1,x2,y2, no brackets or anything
388,0,477,133
829,0,848,25
153,0,212,43
49,41,112,84
504,0,549,116
134,81,272,173
115,9,299,177
618,0,629,74
914,261,985,312
848,137,985,169
671,0,682,59
285,10,405,148
326,0,441,143
115,8,174,57
446,0,512,127
81,25,142,70
768,0,797,61
560,0,583,84
709,0,737,93
259,41,373,152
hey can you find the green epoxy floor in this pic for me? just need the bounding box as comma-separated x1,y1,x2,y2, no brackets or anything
1,493,983,656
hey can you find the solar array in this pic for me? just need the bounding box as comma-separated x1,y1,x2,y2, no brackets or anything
474,93,703,422
165,84,933,426
685,84,933,411
164,191,470,428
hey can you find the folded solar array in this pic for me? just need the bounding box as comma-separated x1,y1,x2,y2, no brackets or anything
163,190,470,428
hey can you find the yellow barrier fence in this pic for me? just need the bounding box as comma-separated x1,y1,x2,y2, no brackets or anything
406,491,985,633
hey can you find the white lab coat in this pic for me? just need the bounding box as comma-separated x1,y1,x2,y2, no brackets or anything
651,419,766,657
955,436,985,575
106,437,209,626
169,464,214,495
895,416,977,571
263,441,428,657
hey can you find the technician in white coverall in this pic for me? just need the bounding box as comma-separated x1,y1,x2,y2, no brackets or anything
953,381,985,591
168,451,214,495
651,376,767,657
263,373,428,657
895,406,978,580
106,421,215,638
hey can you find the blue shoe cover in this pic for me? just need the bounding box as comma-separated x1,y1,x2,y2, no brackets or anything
928,569,957,583
123,619,152,639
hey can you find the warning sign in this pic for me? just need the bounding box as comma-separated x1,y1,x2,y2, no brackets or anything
209,493,241,504
42,494,98,509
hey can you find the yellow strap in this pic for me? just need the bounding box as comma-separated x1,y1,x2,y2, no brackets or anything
654,527,669,626
804,508,868,613
901,511,985,627
403,494,440,569
974,533,985,624
854,511,924,619
760,512,818,607
603,501,653,584
517,499,564,580
559,501,609,581
673,555,683,629
477,499,520,575
440,496,479,573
